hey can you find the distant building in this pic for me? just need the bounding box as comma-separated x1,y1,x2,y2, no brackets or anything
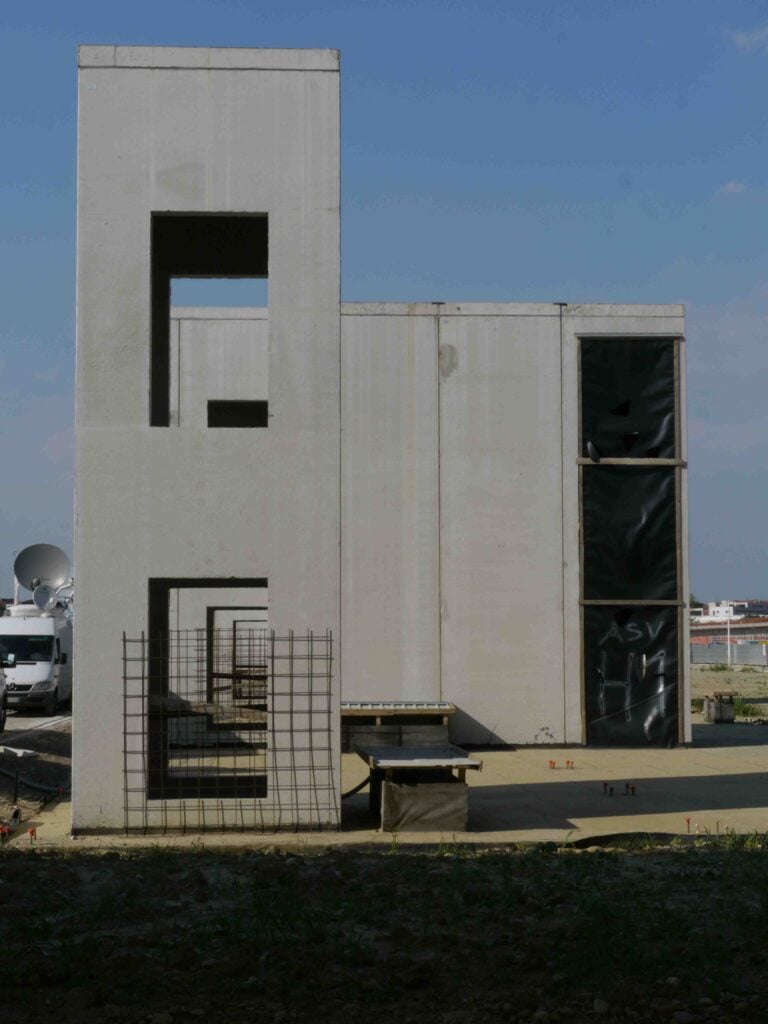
692,601,748,623
691,599,768,624
742,599,768,617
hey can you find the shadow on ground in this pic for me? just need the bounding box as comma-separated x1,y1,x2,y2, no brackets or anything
342,721,768,834
1,723,71,758
692,721,768,747
465,771,768,831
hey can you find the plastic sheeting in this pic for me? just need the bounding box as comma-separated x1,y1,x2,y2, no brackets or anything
580,337,680,746
582,466,678,601
380,779,468,832
581,338,676,460
584,605,678,745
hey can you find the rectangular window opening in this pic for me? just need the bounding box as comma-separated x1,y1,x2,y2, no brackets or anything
207,400,269,428
147,578,269,801
151,213,268,427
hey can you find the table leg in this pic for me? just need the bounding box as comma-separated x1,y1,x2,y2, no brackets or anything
369,768,382,818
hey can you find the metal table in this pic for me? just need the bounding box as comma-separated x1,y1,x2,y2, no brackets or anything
355,744,482,832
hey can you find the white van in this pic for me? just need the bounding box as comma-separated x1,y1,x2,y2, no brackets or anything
0,604,72,715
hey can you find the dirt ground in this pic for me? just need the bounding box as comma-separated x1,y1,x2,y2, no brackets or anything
2,843,768,1024
0,722,70,827
2,696,768,1021
690,665,768,707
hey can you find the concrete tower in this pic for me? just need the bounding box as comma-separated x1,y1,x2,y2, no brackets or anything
74,46,341,831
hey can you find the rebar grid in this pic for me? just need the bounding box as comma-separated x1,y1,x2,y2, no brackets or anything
123,628,338,833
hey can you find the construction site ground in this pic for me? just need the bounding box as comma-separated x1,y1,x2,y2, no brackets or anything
3,663,768,848
2,669,768,1022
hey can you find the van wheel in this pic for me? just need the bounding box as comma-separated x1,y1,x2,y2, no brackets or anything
45,690,59,716
0,698,6,734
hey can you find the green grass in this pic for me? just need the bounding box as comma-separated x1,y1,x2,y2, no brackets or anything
734,698,763,718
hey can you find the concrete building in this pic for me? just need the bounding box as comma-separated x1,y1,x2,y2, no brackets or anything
691,601,747,623
74,45,688,833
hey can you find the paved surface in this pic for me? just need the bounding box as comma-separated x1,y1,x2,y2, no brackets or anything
2,711,71,745
11,717,768,849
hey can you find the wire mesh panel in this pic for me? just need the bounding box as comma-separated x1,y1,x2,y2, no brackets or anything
123,628,338,832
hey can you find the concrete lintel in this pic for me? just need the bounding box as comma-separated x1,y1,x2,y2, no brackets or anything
341,302,684,318
341,302,560,317
78,44,339,71
563,303,685,318
170,306,269,321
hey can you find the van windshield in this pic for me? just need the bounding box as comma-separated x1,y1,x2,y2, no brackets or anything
0,636,54,665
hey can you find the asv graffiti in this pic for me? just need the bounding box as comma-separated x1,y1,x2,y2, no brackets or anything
596,648,668,734
598,619,665,646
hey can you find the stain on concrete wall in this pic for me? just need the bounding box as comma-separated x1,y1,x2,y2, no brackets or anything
439,343,458,382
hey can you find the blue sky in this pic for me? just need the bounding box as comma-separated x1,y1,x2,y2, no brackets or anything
1,0,767,599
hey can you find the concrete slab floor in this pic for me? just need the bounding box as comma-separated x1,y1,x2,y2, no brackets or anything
11,717,768,850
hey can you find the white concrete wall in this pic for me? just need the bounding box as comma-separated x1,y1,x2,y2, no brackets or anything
74,47,340,830
341,303,688,746
78,250,686,834
170,585,268,633
341,307,440,701
170,308,268,428
438,306,566,744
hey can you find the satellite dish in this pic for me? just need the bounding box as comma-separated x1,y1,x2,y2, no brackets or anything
33,584,57,613
14,544,71,592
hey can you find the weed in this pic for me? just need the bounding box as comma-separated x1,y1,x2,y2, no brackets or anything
437,835,463,857
722,828,768,852
744,831,767,851
722,827,748,851
557,829,577,851
141,843,179,868
734,698,763,718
